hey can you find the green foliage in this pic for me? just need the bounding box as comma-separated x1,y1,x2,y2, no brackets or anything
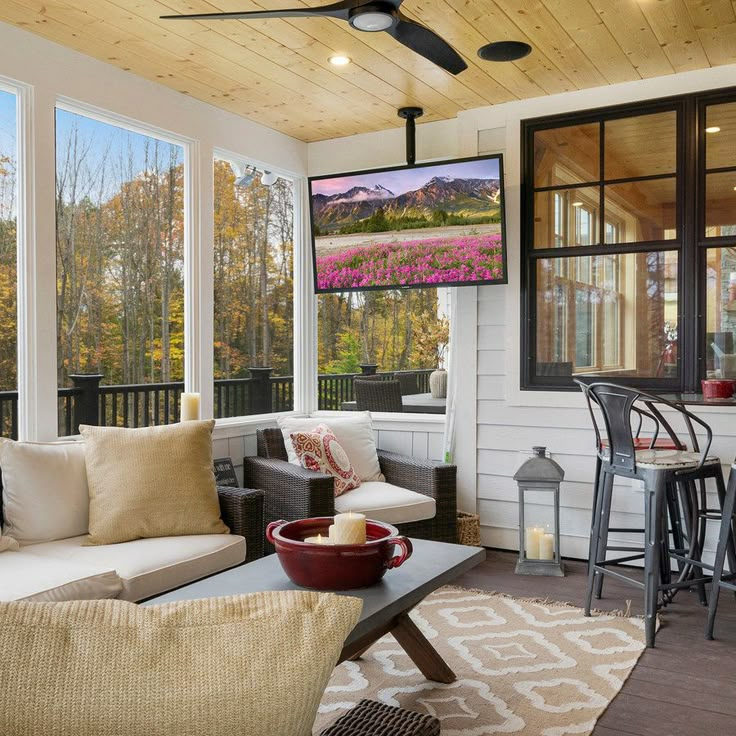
323,332,361,375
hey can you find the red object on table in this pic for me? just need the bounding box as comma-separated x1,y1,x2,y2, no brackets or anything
701,379,735,400
266,517,412,590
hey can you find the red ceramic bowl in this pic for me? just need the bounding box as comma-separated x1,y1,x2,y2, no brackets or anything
266,517,412,590
701,379,735,399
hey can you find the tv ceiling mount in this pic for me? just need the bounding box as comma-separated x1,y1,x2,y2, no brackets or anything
398,107,424,167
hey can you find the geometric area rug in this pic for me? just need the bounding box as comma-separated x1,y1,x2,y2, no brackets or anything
314,586,649,736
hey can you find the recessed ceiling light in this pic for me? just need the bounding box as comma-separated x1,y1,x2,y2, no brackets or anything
572,201,584,207
705,126,721,133
328,54,352,67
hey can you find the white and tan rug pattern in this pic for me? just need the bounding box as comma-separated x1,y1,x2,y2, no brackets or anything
315,587,648,736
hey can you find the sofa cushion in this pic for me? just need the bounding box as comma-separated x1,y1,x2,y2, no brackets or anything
21,533,246,602
80,420,229,545
0,439,89,544
278,412,384,482
0,550,121,602
0,592,362,736
334,481,436,525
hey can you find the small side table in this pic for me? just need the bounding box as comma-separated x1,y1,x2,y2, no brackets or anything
318,699,440,736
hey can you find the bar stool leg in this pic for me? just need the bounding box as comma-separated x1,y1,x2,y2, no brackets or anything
643,470,666,648
706,467,736,640
714,469,736,579
594,471,614,600
587,456,603,581
586,470,612,616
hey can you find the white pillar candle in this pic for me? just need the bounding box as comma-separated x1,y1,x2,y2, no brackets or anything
332,512,367,545
525,526,544,559
180,392,200,421
539,533,555,561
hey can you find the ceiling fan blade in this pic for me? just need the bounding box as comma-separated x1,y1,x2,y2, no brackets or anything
160,1,354,22
388,14,467,75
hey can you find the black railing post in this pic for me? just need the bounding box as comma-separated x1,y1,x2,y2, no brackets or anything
359,363,378,375
69,374,103,433
248,367,273,415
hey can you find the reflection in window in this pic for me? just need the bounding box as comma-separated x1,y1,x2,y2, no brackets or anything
604,111,677,179
534,187,599,248
534,123,600,187
213,159,294,418
705,171,736,237
706,248,736,378
604,178,677,243
705,102,736,170
536,252,678,379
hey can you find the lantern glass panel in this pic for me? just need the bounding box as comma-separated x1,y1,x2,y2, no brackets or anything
521,488,557,561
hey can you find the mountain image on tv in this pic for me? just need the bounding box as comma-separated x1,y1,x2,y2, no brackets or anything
312,175,501,235
310,157,506,293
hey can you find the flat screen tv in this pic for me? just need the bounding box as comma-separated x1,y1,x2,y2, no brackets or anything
309,154,506,294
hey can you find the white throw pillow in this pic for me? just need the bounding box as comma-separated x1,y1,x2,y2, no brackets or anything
0,439,89,544
278,412,385,482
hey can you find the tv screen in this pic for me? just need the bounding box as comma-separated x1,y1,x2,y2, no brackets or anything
309,154,506,294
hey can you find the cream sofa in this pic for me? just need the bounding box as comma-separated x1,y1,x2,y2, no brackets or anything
0,484,264,603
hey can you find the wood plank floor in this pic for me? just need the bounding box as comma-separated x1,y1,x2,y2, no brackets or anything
454,551,736,736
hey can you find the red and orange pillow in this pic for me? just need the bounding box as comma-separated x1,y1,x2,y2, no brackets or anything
290,424,361,497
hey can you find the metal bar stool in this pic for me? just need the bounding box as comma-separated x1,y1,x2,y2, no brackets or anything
706,461,736,640
578,382,728,647
576,381,688,602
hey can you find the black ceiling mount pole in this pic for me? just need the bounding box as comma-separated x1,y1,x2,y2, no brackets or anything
398,107,424,166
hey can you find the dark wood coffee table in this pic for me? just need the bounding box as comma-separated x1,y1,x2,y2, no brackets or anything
145,539,485,683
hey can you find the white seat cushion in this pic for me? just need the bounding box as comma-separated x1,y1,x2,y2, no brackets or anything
334,481,436,525
0,550,121,602
21,534,246,602
634,449,721,469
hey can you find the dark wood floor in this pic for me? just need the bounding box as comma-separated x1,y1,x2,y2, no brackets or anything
454,550,736,736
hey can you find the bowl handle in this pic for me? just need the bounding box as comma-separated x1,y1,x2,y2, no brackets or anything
387,536,413,569
266,520,287,545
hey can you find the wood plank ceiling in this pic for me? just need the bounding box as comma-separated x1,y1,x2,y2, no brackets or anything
1,1,735,142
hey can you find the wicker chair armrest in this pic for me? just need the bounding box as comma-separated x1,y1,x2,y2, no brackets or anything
319,699,440,736
242,456,336,520
217,486,265,563
377,450,456,500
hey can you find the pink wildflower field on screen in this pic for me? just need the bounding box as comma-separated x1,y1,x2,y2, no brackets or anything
316,233,504,290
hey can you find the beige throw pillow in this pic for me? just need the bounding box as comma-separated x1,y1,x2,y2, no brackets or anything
0,591,362,736
80,421,228,545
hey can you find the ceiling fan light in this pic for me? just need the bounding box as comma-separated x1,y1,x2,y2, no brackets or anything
478,40,532,62
349,5,396,32
261,171,279,186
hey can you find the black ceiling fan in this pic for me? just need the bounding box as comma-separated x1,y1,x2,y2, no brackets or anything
160,1,468,75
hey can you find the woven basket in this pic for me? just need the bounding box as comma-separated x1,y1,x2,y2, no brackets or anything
457,511,482,546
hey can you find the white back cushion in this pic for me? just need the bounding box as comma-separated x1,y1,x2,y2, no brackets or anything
278,412,384,482
0,439,89,544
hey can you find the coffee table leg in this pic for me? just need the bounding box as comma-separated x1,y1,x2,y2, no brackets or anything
392,612,456,684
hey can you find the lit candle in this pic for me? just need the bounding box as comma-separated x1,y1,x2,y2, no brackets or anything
332,512,367,545
539,533,555,561
180,392,200,421
525,526,544,559
304,533,329,545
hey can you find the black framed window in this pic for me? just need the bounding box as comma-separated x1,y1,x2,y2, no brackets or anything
522,86,736,391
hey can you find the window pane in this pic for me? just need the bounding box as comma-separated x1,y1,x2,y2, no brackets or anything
705,102,736,170
317,288,449,413
604,111,677,179
705,247,736,377
56,109,185,432
534,187,599,248
534,123,600,187
604,178,677,243
0,89,16,438
213,159,294,418
705,171,736,237
535,251,678,379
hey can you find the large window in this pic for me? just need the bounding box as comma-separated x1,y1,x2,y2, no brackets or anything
213,158,294,418
0,88,17,437
55,108,185,430
317,288,449,412
522,90,734,390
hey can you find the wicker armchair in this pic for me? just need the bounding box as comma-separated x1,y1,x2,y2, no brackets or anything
319,699,440,736
354,379,403,412
243,428,457,544
216,486,266,563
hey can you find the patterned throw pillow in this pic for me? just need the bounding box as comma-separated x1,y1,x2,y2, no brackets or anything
290,424,361,497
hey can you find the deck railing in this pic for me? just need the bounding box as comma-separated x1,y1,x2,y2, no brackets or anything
0,367,434,438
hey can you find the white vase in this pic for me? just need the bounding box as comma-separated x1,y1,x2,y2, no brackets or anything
429,369,447,399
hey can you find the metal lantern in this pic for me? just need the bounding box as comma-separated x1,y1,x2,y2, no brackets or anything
514,446,565,577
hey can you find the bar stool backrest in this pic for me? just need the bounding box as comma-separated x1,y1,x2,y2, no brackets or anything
585,383,639,472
